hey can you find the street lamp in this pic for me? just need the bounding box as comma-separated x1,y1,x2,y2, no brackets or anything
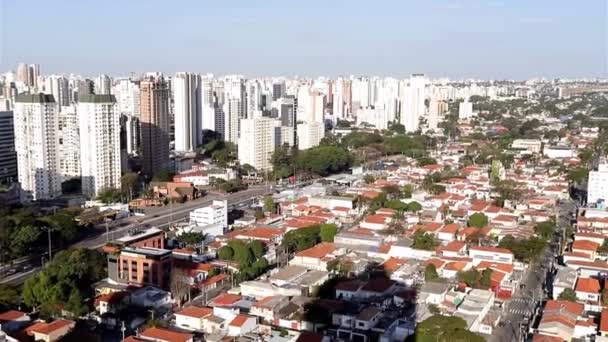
40,226,52,263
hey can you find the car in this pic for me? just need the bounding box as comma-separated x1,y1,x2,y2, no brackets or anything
5,268,16,276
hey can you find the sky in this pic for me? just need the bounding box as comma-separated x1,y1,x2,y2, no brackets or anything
0,0,606,79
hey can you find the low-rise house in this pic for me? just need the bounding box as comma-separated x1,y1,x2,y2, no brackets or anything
571,240,599,260
26,320,75,342
174,306,213,331
0,310,30,333
250,296,289,322
227,314,257,336
418,282,450,306
289,242,336,271
552,267,578,300
537,300,584,341
454,289,495,333
468,246,514,265
575,277,602,312
123,327,194,342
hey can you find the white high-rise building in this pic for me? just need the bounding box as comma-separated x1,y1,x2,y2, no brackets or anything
113,78,140,155
95,74,112,95
173,72,201,152
237,117,280,170
14,94,62,201
400,74,426,132
189,200,228,229
246,80,262,116
78,94,121,198
458,99,475,119
223,98,242,144
297,122,325,150
57,104,81,180
200,76,216,131
43,75,71,108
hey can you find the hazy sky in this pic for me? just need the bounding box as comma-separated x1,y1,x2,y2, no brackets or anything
1,0,606,79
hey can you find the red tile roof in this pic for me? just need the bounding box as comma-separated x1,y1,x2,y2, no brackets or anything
600,309,608,332
572,240,600,251
295,242,335,259
229,314,251,327
211,292,242,306
28,320,75,335
0,310,26,322
469,245,513,255
176,306,213,318
139,327,193,342
576,277,600,293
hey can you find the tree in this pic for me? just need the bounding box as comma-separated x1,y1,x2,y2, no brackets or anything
282,226,321,253
406,201,422,212
417,157,438,166
568,167,589,185
402,184,413,198
469,213,489,228
494,179,523,205
457,269,480,287
320,224,338,242
558,288,578,302
425,264,439,282
22,248,105,316
363,174,375,184
411,230,439,250
535,221,555,240
218,246,234,260
152,169,174,182
263,195,276,213
121,172,139,201
176,232,206,248
97,187,122,204
248,240,265,259
412,315,484,342
480,269,493,289
170,268,191,306
0,285,19,307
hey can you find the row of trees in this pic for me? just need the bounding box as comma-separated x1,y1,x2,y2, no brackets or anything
498,235,547,262
271,144,354,179
218,240,269,281
0,207,83,263
22,248,106,318
408,314,485,342
281,224,338,253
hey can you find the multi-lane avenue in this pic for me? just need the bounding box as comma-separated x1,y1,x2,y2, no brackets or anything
0,185,273,285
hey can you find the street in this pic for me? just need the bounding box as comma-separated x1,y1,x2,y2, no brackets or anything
0,185,272,285
489,199,576,342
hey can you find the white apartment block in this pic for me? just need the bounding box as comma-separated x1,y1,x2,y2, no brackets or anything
58,104,81,180
588,159,608,205
400,74,426,132
297,122,325,150
78,94,121,198
14,94,62,201
189,200,228,228
458,100,475,119
238,117,280,171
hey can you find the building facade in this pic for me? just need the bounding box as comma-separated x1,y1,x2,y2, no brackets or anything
78,94,121,198
14,94,61,201
140,76,170,176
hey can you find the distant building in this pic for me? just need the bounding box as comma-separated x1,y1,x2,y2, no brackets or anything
189,200,228,229
140,75,170,177
297,122,325,150
173,72,201,152
588,158,608,205
107,246,172,289
13,94,61,201
78,95,121,198
238,117,280,170
458,99,475,119
0,111,17,184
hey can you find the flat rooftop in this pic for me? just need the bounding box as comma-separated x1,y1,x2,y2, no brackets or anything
121,246,171,257
117,227,163,243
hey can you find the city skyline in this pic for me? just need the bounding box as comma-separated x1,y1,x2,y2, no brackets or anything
1,0,606,79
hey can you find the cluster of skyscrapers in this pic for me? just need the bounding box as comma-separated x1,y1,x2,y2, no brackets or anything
0,63,514,202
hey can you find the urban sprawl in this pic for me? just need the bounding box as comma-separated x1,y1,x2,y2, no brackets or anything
1,64,608,342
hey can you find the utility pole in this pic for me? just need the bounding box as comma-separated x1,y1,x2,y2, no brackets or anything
121,321,126,341
41,227,52,262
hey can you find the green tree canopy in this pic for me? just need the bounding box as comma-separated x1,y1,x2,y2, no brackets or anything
411,315,485,342
320,224,338,242
469,213,489,228
558,288,578,302
425,264,439,282
412,230,439,251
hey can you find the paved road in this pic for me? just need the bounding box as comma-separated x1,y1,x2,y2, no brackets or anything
0,185,273,285
490,199,576,342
